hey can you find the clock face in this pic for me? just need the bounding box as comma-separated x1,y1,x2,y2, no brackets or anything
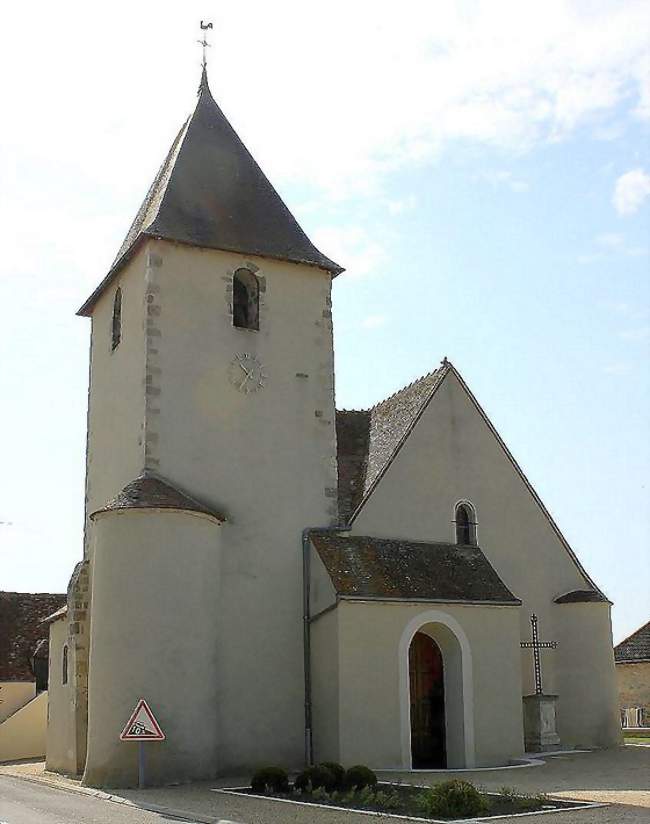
229,353,268,394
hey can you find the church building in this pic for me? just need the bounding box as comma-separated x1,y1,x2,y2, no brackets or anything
45,64,621,787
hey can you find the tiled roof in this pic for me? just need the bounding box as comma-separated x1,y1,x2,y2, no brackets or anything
0,592,66,681
91,474,225,522
310,532,520,604
336,410,371,523
78,69,341,316
336,366,446,522
554,589,608,604
615,620,650,663
42,605,68,624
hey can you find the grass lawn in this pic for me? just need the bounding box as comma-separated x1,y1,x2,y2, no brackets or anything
625,736,650,745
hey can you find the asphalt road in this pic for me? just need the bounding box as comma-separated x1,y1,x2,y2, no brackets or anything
0,776,205,824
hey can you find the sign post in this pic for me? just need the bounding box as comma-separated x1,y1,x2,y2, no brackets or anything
120,698,165,789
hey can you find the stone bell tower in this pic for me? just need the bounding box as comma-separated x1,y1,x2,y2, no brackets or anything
49,64,343,787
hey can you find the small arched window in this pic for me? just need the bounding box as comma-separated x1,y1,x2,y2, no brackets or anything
111,287,122,350
454,502,477,546
62,645,68,685
232,268,259,330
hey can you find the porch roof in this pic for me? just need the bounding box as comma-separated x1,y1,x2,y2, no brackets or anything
310,532,520,605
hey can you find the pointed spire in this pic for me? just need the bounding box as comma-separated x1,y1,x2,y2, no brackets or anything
77,62,343,316
198,64,210,97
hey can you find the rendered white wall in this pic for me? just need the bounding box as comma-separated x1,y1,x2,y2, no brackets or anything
84,508,222,787
0,691,48,762
0,682,35,723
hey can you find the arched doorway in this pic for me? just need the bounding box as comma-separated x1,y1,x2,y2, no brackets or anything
409,631,446,768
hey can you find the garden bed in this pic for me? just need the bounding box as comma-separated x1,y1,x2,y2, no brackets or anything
216,782,600,821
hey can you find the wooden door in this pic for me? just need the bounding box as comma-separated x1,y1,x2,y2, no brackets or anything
409,631,446,768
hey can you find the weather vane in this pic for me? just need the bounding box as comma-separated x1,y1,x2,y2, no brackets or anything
198,21,213,69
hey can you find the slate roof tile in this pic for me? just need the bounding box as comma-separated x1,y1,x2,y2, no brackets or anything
336,366,446,522
554,589,608,604
91,474,225,522
310,532,520,604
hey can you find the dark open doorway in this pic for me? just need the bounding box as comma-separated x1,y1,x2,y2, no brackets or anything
409,631,447,768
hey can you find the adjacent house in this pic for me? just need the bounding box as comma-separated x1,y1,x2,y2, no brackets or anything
615,620,650,730
0,591,65,762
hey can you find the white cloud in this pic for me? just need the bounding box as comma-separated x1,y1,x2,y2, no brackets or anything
361,314,388,330
579,231,648,263
603,363,633,376
633,52,650,121
480,170,529,192
312,226,385,279
596,232,624,248
620,326,650,342
386,196,417,215
1,1,647,203
577,253,602,265
608,301,648,321
613,169,650,215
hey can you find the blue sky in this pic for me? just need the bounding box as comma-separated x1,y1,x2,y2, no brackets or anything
0,1,648,643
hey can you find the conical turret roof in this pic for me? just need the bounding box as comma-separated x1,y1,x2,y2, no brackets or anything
78,69,342,315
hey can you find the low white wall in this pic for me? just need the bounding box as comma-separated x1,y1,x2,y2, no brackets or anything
0,691,48,762
0,682,35,723
46,617,78,774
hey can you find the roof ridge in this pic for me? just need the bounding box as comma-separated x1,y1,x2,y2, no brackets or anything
615,619,650,649
1,591,66,597
369,360,450,412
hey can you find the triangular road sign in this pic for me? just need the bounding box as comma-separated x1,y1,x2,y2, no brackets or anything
120,698,165,741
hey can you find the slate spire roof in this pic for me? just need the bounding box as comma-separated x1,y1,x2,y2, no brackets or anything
78,68,342,316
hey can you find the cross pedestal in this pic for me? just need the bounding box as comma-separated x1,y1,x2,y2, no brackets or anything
523,693,560,752
520,614,560,752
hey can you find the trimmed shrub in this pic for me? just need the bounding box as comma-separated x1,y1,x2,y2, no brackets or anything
294,764,336,792
251,766,289,794
319,761,346,788
344,765,378,791
417,779,488,818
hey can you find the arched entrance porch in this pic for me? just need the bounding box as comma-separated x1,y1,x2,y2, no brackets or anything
399,610,475,769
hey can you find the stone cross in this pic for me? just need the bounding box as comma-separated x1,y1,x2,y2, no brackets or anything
520,613,557,695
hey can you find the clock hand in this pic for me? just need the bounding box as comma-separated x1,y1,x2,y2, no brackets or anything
239,363,253,378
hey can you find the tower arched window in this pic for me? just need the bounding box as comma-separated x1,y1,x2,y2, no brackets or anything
232,268,259,330
62,645,68,685
111,287,122,350
454,501,477,546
